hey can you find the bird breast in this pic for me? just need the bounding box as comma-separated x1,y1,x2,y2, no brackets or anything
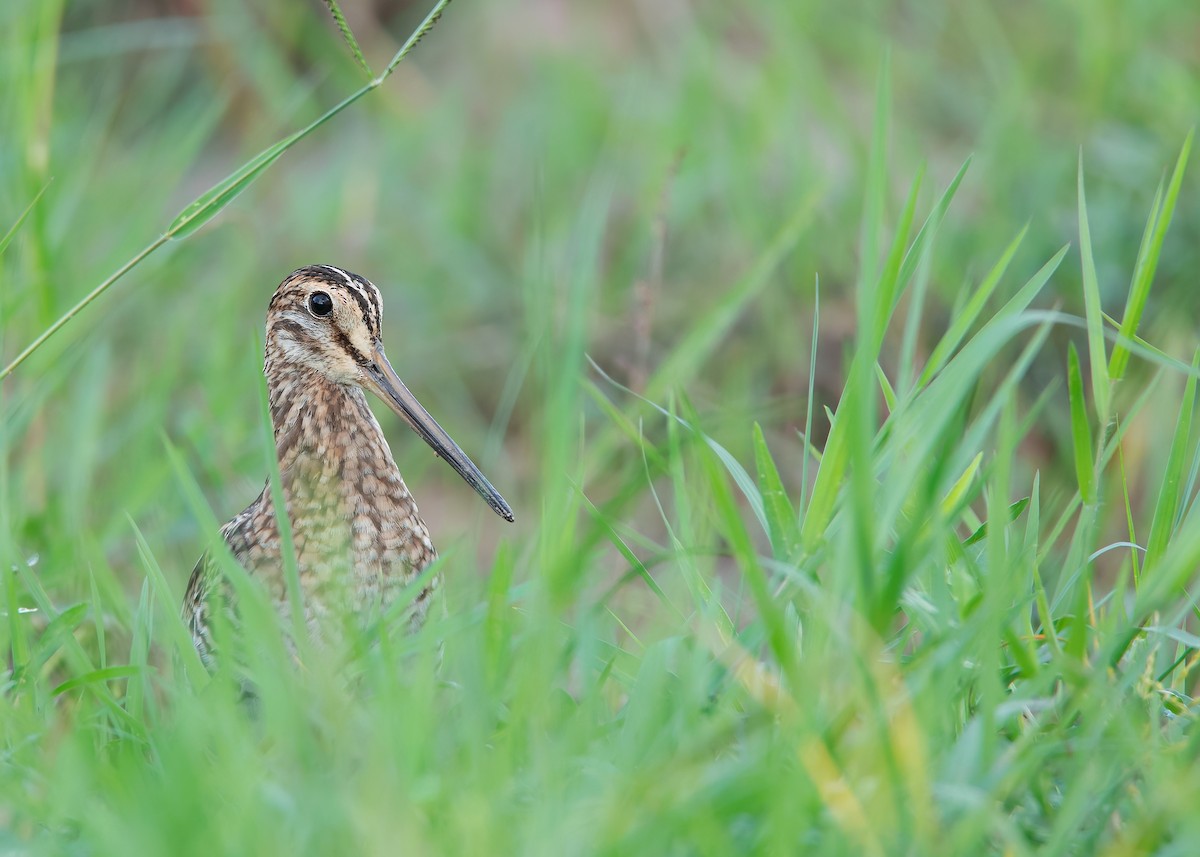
229,379,439,631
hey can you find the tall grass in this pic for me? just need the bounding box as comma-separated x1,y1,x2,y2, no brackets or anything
4,0,1200,853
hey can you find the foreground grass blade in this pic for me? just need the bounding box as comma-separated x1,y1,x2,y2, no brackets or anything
916,227,1028,388
753,423,799,562
1143,351,1200,574
30,603,88,675
590,358,769,537
869,167,922,356
128,516,208,683
52,665,141,697
1109,131,1193,381
799,278,820,520
1067,342,1096,505
896,157,970,292
1077,156,1111,423
961,497,1030,547
697,427,795,688
800,404,847,553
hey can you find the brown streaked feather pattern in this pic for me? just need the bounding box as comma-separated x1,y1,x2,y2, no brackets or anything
183,265,443,669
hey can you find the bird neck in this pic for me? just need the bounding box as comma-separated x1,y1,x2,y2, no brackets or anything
264,358,389,476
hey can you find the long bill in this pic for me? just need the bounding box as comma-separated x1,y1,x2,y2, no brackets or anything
362,342,515,523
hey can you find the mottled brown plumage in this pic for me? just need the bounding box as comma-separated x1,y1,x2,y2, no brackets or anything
183,265,513,669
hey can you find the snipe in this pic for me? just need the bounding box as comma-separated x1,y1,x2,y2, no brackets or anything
183,265,513,669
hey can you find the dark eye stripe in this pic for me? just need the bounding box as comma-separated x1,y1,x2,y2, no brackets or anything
349,273,380,321
343,283,378,335
331,324,371,366
272,318,317,344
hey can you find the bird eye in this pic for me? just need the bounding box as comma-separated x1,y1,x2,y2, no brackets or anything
308,291,333,317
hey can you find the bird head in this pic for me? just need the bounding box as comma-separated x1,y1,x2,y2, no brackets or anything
265,264,514,523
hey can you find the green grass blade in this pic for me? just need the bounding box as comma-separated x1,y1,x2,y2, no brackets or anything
1076,155,1111,422
962,498,1030,547
589,358,768,537
0,235,169,380
800,405,847,553
128,516,208,682
1113,181,1163,363
52,665,142,697
973,245,1069,344
171,0,454,241
0,180,51,257
1067,342,1096,504
4,554,31,679
917,226,1028,388
87,569,106,669
167,132,302,239
125,579,153,723
753,423,799,562
1117,434,1142,585
1143,350,1200,574
705,434,768,538
940,452,982,517
876,362,897,414
579,490,674,612
895,157,971,292
885,312,1055,542
870,167,922,355
1110,130,1193,381
799,277,819,520
697,432,794,686
30,603,88,675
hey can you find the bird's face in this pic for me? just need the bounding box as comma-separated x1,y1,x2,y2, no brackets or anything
266,264,514,522
267,266,383,385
